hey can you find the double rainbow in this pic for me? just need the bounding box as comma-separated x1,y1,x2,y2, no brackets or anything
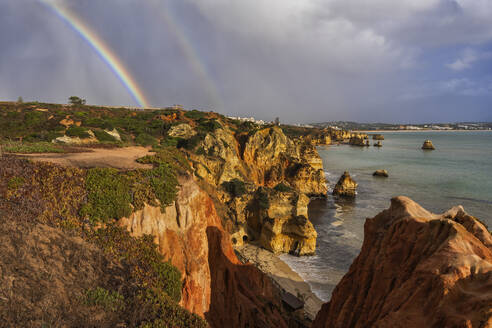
39,0,150,108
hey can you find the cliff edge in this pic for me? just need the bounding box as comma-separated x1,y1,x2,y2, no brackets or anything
313,196,492,328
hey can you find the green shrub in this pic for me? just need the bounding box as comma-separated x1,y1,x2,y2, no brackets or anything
80,168,132,223
136,289,207,328
147,163,178,210
177,134,203,151
2,142,64,153
160,136,179,147
197,119,221,133
66,126,91,138
274,183,292,192
88,225,182,302
136,133,158,147
85,287,124,311
256,188,270,210
93,129,117,142
7,176,25,191
184,110,207,120
222,179,247,198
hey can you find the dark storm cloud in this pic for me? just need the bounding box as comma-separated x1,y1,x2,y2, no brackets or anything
0,0,491,123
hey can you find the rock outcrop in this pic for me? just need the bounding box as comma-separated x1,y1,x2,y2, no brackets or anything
373,169,388,177
372,134,384,140
168,123,197,139
373,141,382,147
54,130,98,145
256,190,316,255
313,196,492,328
188,125,327,255
422,139,435,150
332,171,358,198
119,175,290,327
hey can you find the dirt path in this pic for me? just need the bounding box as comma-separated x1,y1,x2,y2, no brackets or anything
17,147,154,170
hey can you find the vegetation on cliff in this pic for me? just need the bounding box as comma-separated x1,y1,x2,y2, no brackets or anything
0,156,206,327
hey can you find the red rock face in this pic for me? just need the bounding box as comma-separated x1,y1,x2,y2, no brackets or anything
120,175,288,327
313,196,492,328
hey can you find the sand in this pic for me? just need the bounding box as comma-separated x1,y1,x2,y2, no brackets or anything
15,146,154,170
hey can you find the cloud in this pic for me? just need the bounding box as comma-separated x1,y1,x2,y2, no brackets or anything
1,0,492,123
446,48,492,71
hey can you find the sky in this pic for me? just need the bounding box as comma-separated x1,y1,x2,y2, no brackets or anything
0,0,491,124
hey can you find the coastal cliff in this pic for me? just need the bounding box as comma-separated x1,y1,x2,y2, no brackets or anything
119,175,290,326
186,124,327,255
313,196,492,328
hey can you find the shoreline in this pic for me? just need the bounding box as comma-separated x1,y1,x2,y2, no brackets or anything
355,129,492,133
234,243,323,321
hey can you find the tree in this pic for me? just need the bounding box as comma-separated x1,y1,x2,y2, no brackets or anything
17,96,23,103
274,117,280,126
69,96,86,105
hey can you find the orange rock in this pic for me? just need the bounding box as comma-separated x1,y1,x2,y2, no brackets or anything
313,196,492,328
119,175,288,327
59,118,74,128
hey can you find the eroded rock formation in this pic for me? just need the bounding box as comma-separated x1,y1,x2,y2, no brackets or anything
313,196,492,328
422,140,435,150
373,169,388,177
187,125,327,255
119,175,290,327
332,171,358,197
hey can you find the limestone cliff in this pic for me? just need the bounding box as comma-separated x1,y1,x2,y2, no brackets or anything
313,196,492,328
186,125,327,255
119,175,290,327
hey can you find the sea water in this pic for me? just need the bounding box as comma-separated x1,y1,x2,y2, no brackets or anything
281,131,492,302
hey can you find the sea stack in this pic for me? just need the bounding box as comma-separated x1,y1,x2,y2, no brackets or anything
373,169,388,177
422,140,435,150
333,171,358,197
372,134,384,140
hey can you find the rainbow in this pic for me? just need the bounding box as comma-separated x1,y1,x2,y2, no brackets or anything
39,0,150,108
151,1,223,109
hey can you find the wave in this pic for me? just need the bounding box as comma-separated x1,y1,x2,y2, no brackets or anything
446,196,492,205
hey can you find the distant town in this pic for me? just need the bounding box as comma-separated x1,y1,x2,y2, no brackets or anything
311,121,492,131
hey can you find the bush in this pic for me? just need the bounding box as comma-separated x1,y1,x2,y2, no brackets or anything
160,136,179,147
85,287,124,311
147,163,178,210
222,179,247,198
136,133,158,147
184,110,207,120
66,126,91,139
88,225,182,302
80,168,132,223
93,129,117,143
274,183,292,192
256,188,270,210
197,119,221,133
176,134,203,151
2,141,65,153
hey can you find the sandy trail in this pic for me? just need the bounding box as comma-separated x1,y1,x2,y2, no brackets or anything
16,146,154,170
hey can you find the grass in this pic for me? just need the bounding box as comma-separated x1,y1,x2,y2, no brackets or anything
136,133,158,147
93,129,117,143
85,287,125,311
1,141,65,153
79,168,132,224
66,126,91,139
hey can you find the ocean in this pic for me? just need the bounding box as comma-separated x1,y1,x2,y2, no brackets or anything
281,131,492,302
